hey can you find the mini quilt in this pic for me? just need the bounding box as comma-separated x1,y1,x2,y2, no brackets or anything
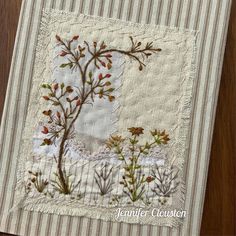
0,0,232,235
15,11,196,227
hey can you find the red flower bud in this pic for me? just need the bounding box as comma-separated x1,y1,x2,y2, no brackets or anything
42,126,49,134
60,51,68,57
76,99,81,106
72,35,79,40
98,73,103,80
43,96,50,101
101,61,106,67
105,74,111,78
56,111,61,118
105,54,112,58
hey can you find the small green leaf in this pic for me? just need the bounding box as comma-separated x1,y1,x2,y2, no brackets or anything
41,83,51,89
60,63,68,68
86,80,92,85
52,102,60,106
107,88,115,92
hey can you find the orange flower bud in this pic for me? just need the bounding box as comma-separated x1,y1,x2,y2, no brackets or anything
42,126,49,134
66,86,73,93
42,110,52,116
43,96,50,101
55,35,61,42
108,95,115,102
72,35,79,40
146,176,154,183
107,63,112,70
44,138,52,145
60,51,67,57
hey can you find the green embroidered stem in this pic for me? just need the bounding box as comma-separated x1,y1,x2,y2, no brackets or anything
106,128,170,202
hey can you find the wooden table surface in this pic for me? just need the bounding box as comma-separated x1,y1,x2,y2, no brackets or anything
0,1,235,235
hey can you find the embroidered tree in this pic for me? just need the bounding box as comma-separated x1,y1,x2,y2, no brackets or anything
40,35,161,194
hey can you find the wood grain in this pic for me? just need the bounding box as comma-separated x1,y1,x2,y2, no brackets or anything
0,0,22,122
200,1,236,235
0,0,235,235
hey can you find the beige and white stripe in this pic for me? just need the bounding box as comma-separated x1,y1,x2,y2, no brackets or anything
0,0,232,235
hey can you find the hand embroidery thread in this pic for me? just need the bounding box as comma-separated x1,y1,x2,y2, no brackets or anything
106,128,170,203
37,35,162,195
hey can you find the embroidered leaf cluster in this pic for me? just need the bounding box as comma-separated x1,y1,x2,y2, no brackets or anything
40,82,81,146
129,36,162,71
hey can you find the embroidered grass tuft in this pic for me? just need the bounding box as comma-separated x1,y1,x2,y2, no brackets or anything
94,163,113,196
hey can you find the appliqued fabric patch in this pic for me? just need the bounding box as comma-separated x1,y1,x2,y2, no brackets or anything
15,9,197,227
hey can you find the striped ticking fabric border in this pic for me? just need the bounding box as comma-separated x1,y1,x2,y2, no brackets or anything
0,0,231,235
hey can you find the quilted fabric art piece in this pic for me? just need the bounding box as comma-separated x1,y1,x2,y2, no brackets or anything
15,11,196,227
0,0,232,235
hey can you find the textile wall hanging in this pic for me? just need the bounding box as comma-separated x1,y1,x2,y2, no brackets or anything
0,0,232,235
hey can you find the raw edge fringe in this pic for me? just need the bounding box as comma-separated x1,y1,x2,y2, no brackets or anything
42,8,199,36
21,196,183,227
13,10,54,211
